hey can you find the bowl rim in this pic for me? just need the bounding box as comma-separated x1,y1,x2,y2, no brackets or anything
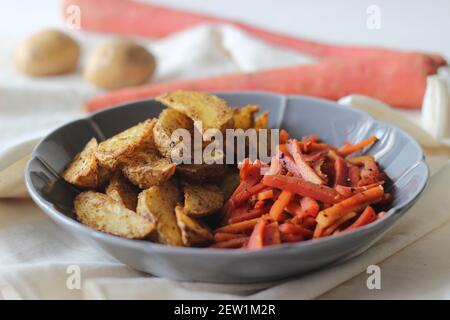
25,92,429,257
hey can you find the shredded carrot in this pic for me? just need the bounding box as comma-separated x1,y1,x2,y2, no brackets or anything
257,189,275,201
279,129,290,144
316,185,384,228
213,133,390,249
210,237,249,249
269,190,293,221
214,232,247,242
338,136,378,157
248,219,267,249
347,155,375,165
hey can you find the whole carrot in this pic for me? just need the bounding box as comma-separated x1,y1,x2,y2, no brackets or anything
86,54,436,112
63,0,446,67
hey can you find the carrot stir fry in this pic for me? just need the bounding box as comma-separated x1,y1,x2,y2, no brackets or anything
212,133,390,249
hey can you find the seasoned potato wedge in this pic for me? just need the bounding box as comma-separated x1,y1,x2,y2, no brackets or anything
233,105,260,130
219,168,241,201
156,90,234,135
63,138,109,189
175,206,213,247
74,191,154,239
176,163,228,183
183,183,223,217
254,111,269,129
153,108,193,159
95,119,156,169
136,180,183,246
105,172,138,211
122,150,176,189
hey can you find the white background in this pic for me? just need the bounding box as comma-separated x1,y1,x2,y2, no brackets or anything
2,0,450,57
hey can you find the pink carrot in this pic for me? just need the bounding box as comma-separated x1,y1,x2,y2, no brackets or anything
63,0,446,67
86,54,436,112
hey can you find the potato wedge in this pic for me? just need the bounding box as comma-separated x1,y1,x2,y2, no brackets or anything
175,206,213,247
183,183,223,217
136,180,183,246
63,138,109,189
156,90,234,135
122,150,176,189
254,111,269,130
233,105,260,130
74,191,154,239
105,172,139,211
153,108,194,159
176,163,228,183
219,168,241,201
95,119,156,170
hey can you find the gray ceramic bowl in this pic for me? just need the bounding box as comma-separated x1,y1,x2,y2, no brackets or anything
25,92,428,283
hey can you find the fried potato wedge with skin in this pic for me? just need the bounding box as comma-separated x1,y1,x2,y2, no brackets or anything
153,108,194,159
136,180,183,246
63,138,109,189
254,111,269,130
176,163,228,183
105,172,139,211
233,105,260,130
183,183,224,217
156,90,234,135
95,119,156,170
122,150,176,189
219,168,241,201
175,206,214,247
74,191,154,239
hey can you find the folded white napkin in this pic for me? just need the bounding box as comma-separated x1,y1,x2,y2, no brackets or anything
1,24,450,300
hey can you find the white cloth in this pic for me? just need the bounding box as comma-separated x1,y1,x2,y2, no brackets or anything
1,23,450,299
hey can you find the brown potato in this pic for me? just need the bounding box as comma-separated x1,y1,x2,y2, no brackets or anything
62,138,109,189
175,206,213,247
74,191,154,239
105,172,139,211
219,167,241,201
121,150,176,189
136,180,183,246
183,183,223,217
153,108,194,159
233,105,260,130
176,163,228,183
15,29,80,76
84,39,156,90
156,90,234,135
254,111,269,129
95,119,156,170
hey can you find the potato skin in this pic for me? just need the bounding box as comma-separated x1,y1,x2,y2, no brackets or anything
136,180,183,246
153,108,193,159
175,206,213,247
233,105,260,130
95,119,156,170
183,183,223,217
62,138,109,189
176,163,228,183
74,191,154,239
105,172,139,211
84,39,156,90
121,150,176,189
15,29,80,76
156,90,234,134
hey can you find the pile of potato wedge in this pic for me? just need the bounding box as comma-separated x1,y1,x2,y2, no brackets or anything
63,90,268,247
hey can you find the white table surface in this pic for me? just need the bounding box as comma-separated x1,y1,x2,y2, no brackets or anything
1,0,450,299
